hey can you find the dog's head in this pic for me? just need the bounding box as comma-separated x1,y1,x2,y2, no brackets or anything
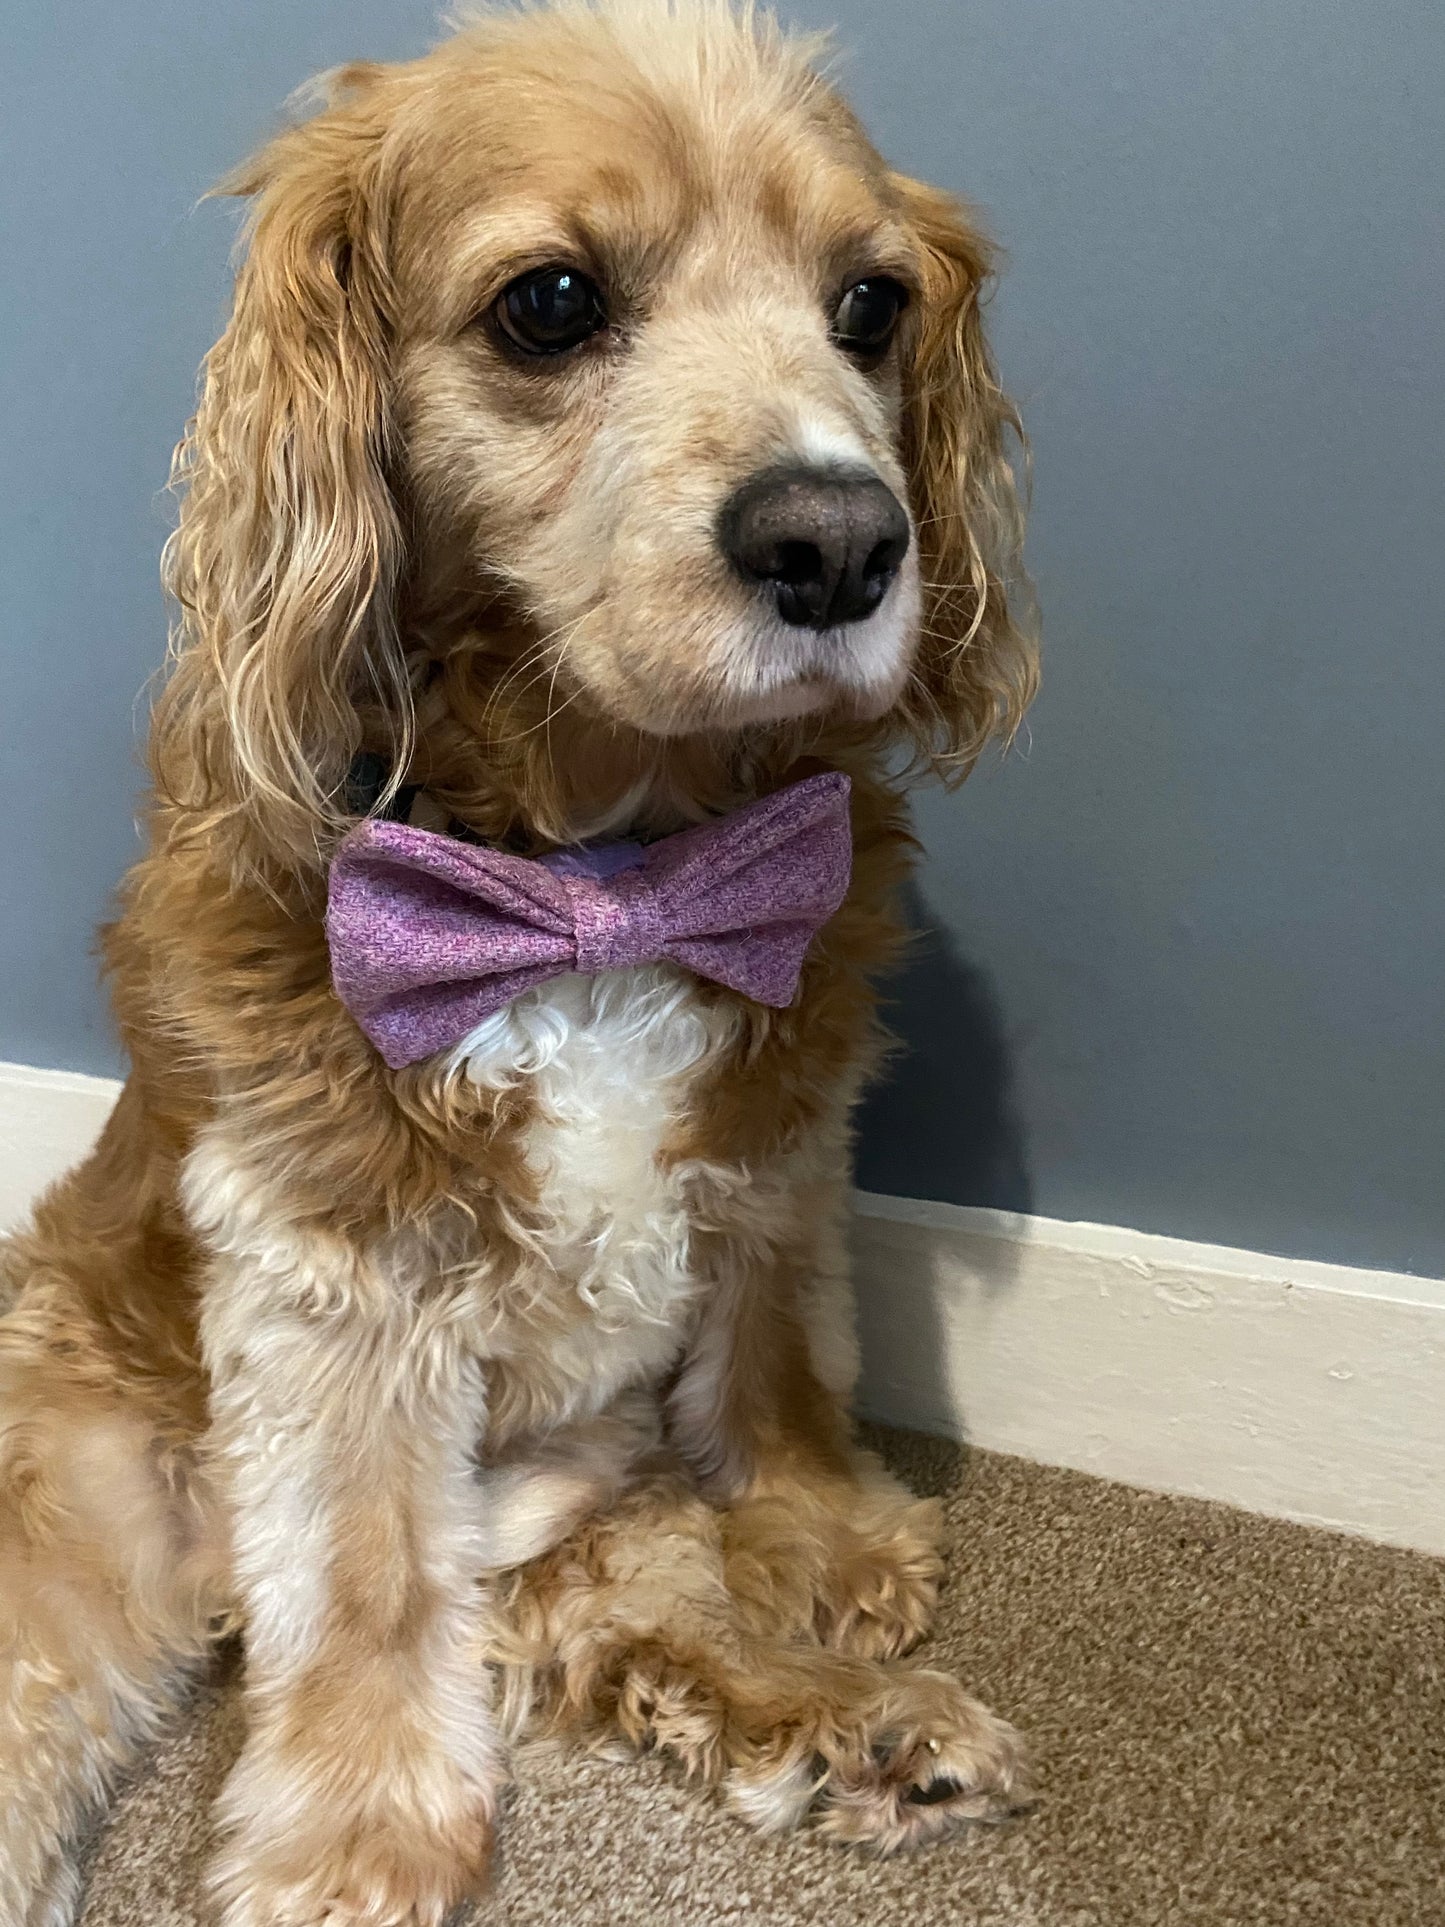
157,2,1035,869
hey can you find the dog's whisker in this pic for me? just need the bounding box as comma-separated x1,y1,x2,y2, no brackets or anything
471,612,593,745
477,640,557,728
475,616,590,750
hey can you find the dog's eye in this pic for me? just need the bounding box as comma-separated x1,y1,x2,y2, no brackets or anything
494,267,607,356
832,277,909,360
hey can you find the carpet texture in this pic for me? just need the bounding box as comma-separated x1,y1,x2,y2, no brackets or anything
73,1431,1445,1927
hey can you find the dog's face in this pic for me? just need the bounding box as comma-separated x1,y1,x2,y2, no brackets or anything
160,5,1034,865
392,24,923,736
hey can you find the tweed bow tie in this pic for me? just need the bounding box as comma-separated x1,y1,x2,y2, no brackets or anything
326,772,852,1069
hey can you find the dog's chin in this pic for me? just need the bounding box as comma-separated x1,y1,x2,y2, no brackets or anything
724,661,914,730
589,662,912,741
573,601,918,741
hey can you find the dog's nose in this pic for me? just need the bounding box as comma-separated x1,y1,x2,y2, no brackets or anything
720,466,911,630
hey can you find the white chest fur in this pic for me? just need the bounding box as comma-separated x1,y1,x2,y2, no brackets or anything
183,965,746,1456
448,965,742,1401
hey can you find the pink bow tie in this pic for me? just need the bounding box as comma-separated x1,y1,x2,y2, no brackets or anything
326,773,852,1069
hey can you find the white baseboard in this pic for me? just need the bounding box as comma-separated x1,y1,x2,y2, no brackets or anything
0,1060,123,1233
4,1061,1443,1556
850,1191,1445,1556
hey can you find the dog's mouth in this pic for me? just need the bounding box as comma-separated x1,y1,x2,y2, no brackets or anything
556,562,921,743
702,579,923,735
584,634,915,740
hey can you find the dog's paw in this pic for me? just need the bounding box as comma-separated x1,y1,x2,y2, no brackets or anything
207,1777,494,1927
208,1828,490,1927
723,1484,946,1662
816,1524,943,1662
610,1641,732,1784
813,1668,1031,1851
725,1666,1030,1853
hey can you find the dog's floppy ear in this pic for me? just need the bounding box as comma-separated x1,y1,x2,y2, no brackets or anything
890,175,1038,774
154,70,409,879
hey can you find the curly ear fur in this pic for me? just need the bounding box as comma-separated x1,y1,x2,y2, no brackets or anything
889,175,1038,776
152,75,410,880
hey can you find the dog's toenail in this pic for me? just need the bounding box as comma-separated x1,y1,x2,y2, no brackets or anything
906,1776,964,1806
926,1738,941,1753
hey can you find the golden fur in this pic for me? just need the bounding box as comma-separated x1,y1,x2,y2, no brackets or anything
0,5,1037,1922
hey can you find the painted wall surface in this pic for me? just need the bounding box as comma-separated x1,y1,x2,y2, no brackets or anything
2,2,1441,1273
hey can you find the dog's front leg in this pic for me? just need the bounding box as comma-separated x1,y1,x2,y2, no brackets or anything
656,1213,1027,1845
668,1209,945,1658
192,1163,498,1927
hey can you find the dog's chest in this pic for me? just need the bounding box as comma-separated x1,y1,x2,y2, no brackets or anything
452,965,741,1405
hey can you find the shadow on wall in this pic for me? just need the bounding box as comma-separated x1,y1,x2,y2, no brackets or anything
854,883,1033,1216
850,887,1032,1456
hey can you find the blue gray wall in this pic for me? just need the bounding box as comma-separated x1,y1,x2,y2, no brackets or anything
2,2,1441,1274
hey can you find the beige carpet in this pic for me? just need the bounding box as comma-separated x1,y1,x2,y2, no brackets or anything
74,1430,1445,1927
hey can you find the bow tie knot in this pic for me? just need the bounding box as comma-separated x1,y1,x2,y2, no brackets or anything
327,773,853,1069
558,870,664,977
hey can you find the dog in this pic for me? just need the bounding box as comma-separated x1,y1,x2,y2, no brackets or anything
0,4,1038,1921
